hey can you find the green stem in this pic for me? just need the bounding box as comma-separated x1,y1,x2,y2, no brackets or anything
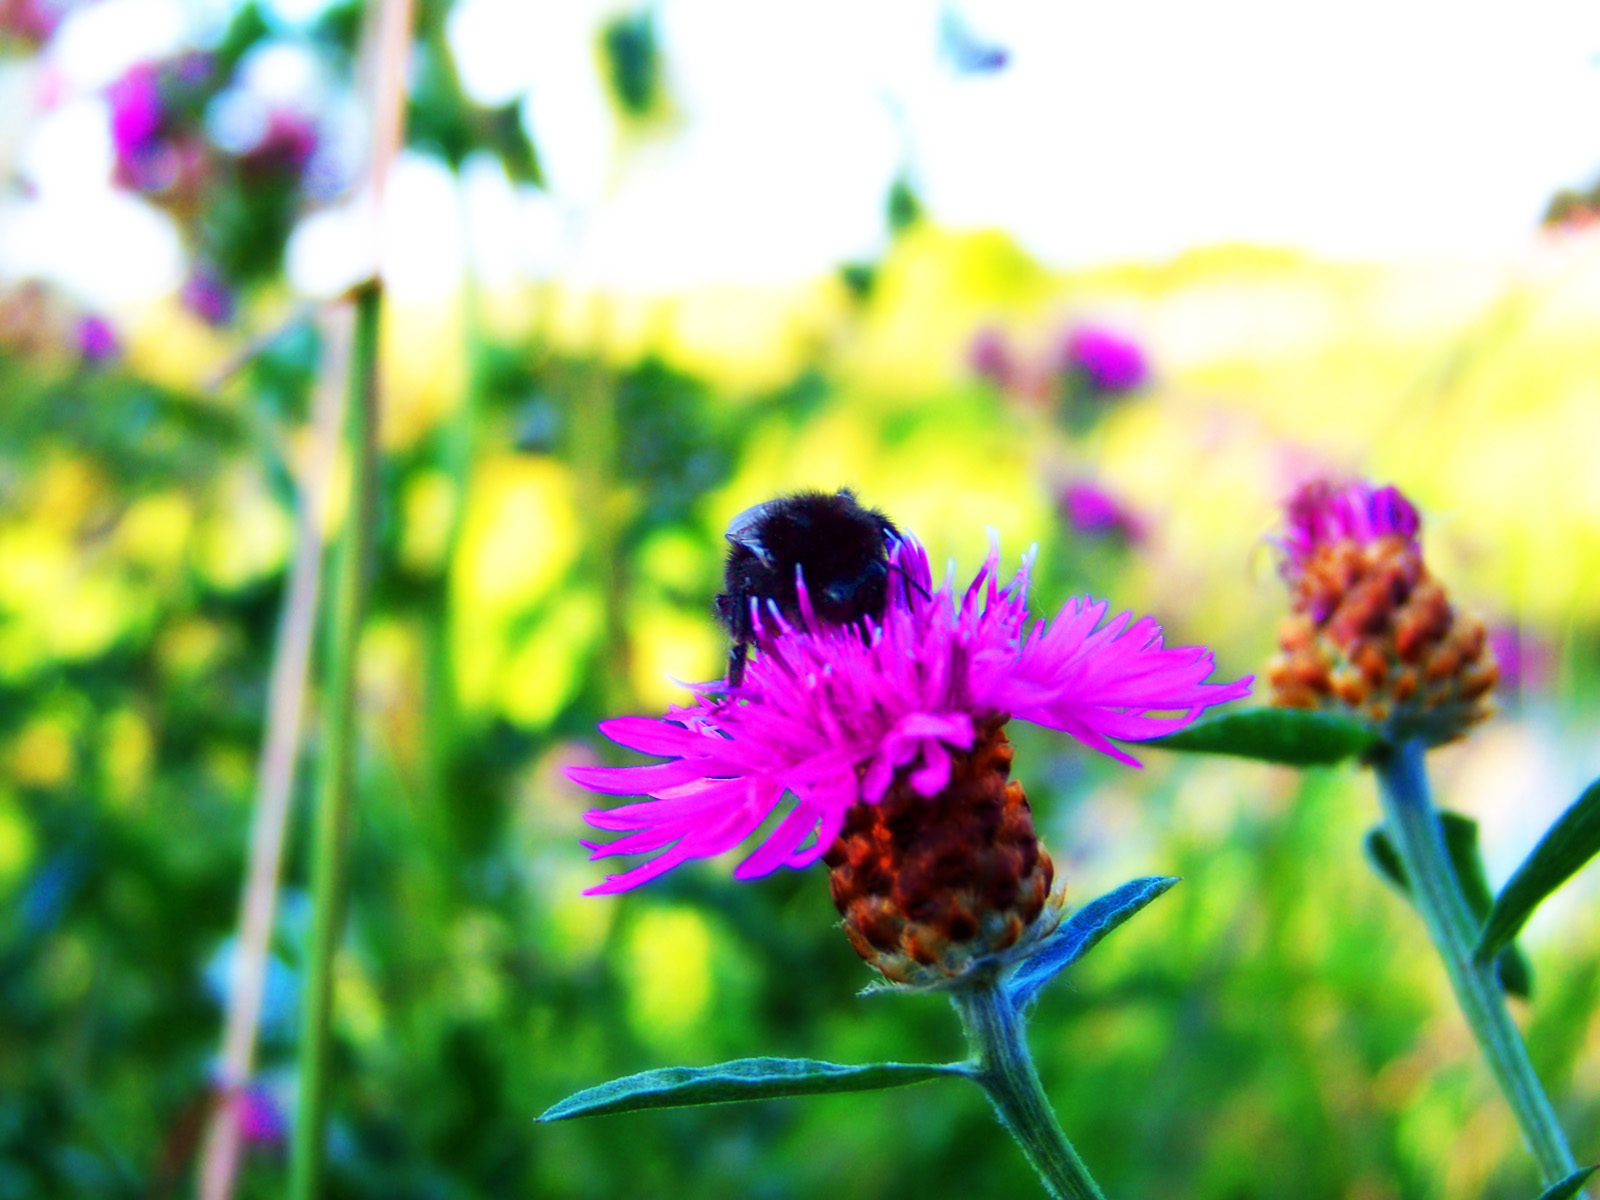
288,282,382,1200
952,981,1109,1200
1373,738,1577,1185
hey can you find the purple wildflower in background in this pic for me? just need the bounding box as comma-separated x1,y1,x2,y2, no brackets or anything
181,265,235,326
1059,324,1148,396
237,1082,286,1146
0,0,65,44
239,111,318,180
569,536,1250,894
968,326,1015,388
1061,480,1145,543
76,314,119,363
108,64,167,187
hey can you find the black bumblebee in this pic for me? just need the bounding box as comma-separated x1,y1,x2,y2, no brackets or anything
714,488,901,688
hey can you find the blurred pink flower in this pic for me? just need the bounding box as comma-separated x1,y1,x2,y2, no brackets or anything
968,326,1015,388
108,64,165,173
1061,480,1145,543
1059,325,1148,395
570,537,1250,893
181,265,235,326
238,111,318,180
76,314,119,363
237,1083,286,1146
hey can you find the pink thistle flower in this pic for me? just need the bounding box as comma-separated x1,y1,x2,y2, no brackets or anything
569,536,1251,896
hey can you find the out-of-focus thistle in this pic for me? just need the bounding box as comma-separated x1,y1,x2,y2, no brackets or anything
1055,325,1148,399
1253,478,1580,1189
1266,479,1496,746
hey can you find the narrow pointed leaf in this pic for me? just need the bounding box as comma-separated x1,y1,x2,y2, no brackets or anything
1365,813,1532,999
1476,778,1600,967
1534,1165,1598,1200
539,1057,970,1122
1147,708,1380,766
1007,876,1179,1008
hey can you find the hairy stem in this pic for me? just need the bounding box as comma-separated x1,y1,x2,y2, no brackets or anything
952,981,1109,1200
1373,738,1577,1185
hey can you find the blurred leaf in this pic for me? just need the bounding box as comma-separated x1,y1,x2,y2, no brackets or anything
1477,777,1600,968
214,2,272,74
888,176,922,233
600,11,661,118
1534,1165,1599,1200
538,1057,969,1121
1365,813,1532,999
1147,708,1380,766
1007,877,1179,1008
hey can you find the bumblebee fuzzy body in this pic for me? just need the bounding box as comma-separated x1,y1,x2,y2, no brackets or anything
714,489,900,688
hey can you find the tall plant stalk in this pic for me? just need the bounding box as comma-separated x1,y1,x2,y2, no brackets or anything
287,282,382,1200
195,307,354,1200
1373,738,1577,1185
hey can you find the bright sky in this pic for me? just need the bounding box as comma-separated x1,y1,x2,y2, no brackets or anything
5,0,1600,308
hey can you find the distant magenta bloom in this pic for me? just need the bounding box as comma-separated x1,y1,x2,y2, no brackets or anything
1059,325,1148,395
1061,480,1145,543
237,1082,286,1146
181,265,235,326
968,326,1015,388
76,314,119,363
571,536,1250,898
108,64,164,162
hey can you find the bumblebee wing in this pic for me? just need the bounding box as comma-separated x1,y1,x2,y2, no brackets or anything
724,500,778,564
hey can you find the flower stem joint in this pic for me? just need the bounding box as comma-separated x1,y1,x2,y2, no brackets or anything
1266,480,1497,747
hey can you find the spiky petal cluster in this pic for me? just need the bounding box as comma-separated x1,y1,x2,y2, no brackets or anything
1267,479,1496,744
569,536,1252,895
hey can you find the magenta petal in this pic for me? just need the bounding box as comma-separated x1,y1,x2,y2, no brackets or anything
908,741,952,795
565,760,708,795
733,802,821,880
584,843,696,894
597,715,714,755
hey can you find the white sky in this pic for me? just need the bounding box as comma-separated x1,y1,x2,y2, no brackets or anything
6,0,1600,308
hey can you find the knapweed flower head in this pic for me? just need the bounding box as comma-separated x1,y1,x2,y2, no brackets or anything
1267,478,1496,746
1058,324,1148,396
571,536,1250,984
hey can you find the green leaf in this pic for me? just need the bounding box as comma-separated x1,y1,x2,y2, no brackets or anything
1007,876,1180,1008
1476,778,1600,967
1534,1165,1599,1200
1147,708,1380,766
1365,812,1533,999
538,1057,970,1122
